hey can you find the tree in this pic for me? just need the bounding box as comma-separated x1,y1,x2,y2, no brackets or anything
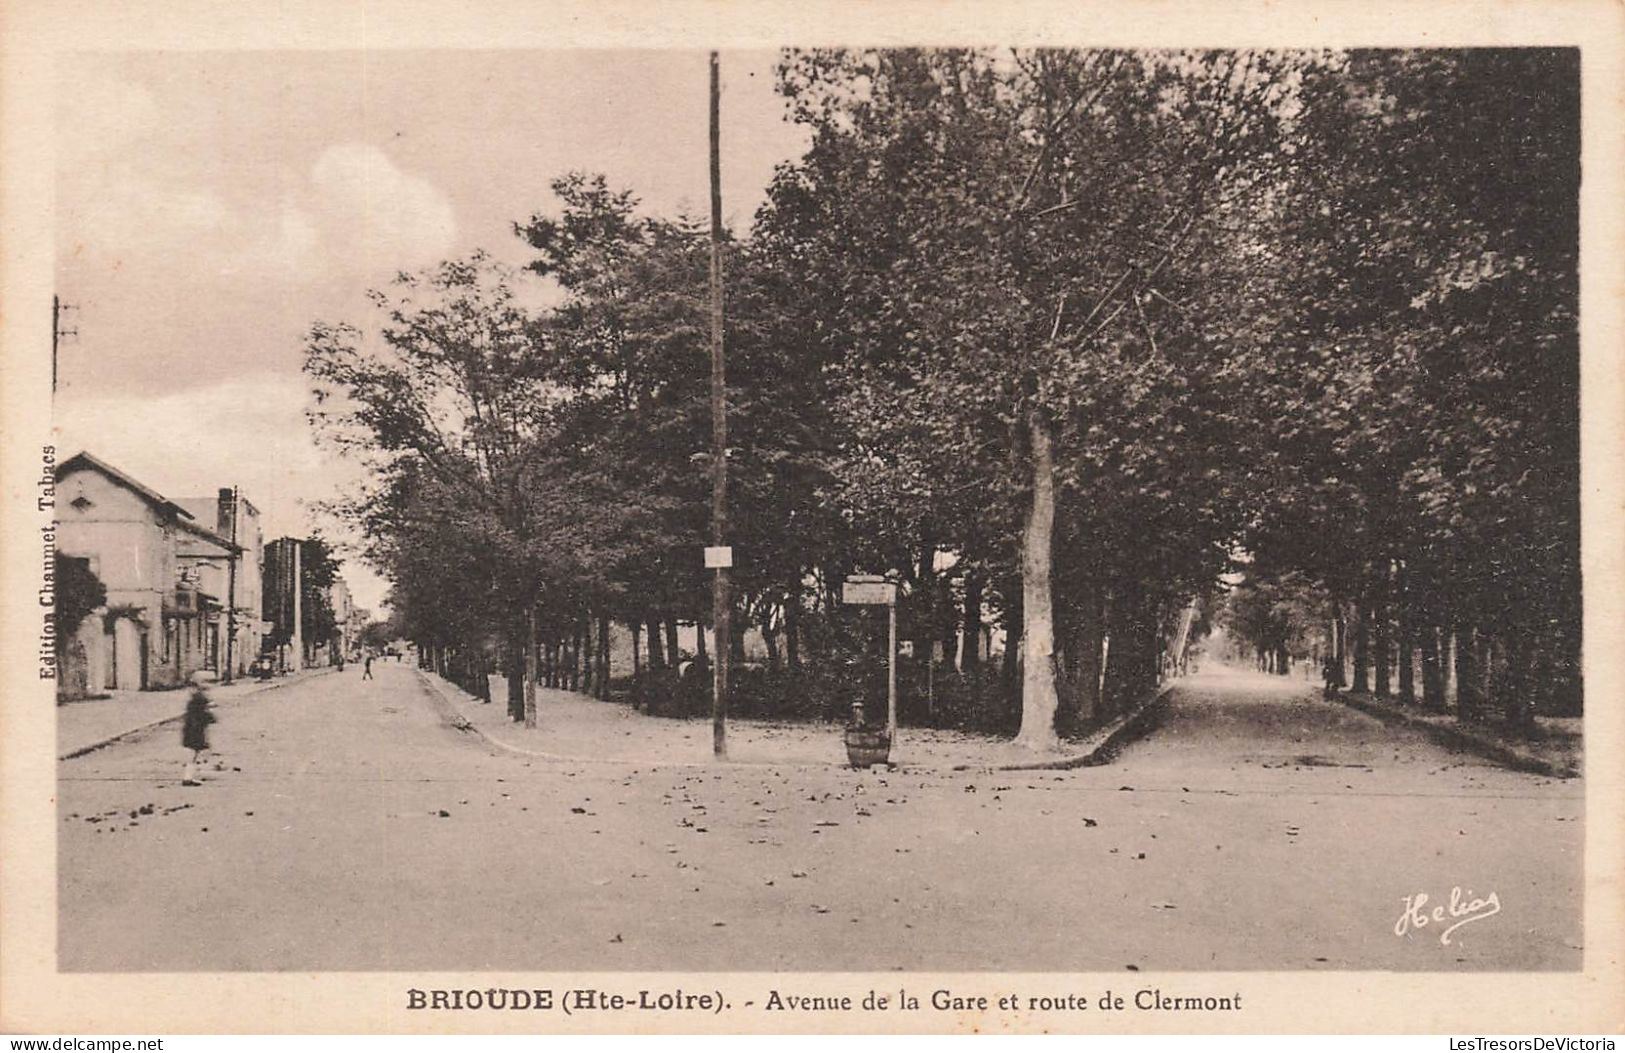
769,49,1310,747
54,555,106,647
307,253,569,725
299,536,341,657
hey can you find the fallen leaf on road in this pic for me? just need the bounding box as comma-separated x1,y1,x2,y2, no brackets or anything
814,820,840,827
812,905,830,914
791,870,808,878
609,934,623,943
1082,817,1098,827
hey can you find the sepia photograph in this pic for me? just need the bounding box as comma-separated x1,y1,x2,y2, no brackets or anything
3,0,1623,1038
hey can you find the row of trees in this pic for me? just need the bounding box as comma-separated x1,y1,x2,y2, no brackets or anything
307,48,1580,743
1220,49,1581,726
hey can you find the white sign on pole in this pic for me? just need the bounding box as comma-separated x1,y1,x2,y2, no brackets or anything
843,580,896,605
704,546,733,569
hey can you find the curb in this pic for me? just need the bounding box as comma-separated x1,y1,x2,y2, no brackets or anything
414,668,584,765
57,666,339,761
415,667,853,770
1329,689,1581,779
416,667,1175,773
956,681,1177,772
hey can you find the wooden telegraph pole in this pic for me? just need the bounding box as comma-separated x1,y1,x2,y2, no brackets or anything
707,51,730,759
224,486,238,683
52,296,77,394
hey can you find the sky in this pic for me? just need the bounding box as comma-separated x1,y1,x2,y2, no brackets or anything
53,49,812,616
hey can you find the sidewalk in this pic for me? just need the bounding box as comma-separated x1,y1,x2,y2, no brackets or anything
416,670,1169,771
1329,689,1582,779
57,666,339,760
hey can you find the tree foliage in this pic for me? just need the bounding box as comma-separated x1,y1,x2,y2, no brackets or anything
307,47,1581,740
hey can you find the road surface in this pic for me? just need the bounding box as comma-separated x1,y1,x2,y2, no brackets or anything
57,663,1582,971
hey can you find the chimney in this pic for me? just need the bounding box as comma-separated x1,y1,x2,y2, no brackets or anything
217,487,235,539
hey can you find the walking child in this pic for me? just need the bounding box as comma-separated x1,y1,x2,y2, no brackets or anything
363,653,374,680
181,680,215,786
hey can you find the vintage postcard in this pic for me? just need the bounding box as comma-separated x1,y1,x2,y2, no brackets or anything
2,0,1622,1036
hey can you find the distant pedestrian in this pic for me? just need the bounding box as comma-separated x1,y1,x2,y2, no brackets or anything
363,654,374,680
181,680,215,787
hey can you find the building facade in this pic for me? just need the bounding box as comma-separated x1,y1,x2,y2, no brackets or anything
55,452,240,693
177,489,268,679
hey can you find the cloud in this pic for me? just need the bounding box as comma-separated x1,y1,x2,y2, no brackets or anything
311,143,457,273
64,174,321,282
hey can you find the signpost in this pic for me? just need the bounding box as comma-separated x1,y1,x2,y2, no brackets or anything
843,574,898,743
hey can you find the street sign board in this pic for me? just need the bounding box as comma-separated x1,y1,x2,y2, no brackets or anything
843,580,896,605
704,546,733,569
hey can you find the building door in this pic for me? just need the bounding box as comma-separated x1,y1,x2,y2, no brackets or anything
139,632,150,690
104,629,118,690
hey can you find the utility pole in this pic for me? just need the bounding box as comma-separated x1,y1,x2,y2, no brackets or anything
290,540,303,672
224,487,239,683
52,296,77,395
707,51,730,759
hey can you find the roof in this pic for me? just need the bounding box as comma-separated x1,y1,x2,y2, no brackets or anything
57,451,195,521
174,513,242,554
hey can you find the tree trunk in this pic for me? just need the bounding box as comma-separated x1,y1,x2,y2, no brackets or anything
475,642,491,703
647,617,666,670
580,616,594,696
1373,577,1391,698
1503,628,1534,730
1014,411,1061,751
1104,592,1150,713
1001,591,1022,710
632,622,642,680
1075,581,1103,726
507,625,525,722
761,605,781,669
1353,603,1371,694
1397,614,1415,703
1329,603,1347,688
729,608,746,664
784,579,801,672
1454,622,1481,720
523,606,538,729
917,536,937,668
598,616,611,699
961,573,983,671
1420,624,1445,709
666,619,682,667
